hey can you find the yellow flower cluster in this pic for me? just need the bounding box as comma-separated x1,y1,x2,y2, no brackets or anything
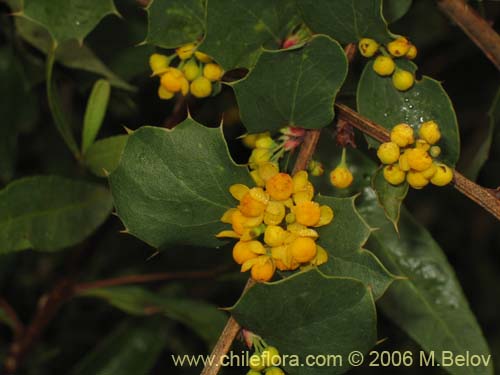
149,43,224,100
377,121,454,189
248,346,283,375
358,37,417,91
217,163,333,282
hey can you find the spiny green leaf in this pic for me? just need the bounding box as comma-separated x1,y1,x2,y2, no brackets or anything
81,286,226,348
233,36,348,133
357,60,460,166
231,269,377,375
200,0,300,70
145,0,205,48
359,188,493,375
109,119,253,249
21,0,118,44
371,167,408,232
82,80,111,154
383,0,413,23
70,318,167,375
0,176,112,253
297,0,393,44
85,135,128,178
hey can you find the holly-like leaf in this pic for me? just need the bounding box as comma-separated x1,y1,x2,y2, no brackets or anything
21,0,118,44
357,60,460,166
71,318,168,375
231,269,377,375
85,135,128,178
233,36,348,133
80,286,226,348
296,0,393,44
145,0,205,48
359,188,493,375
0,176,112,253
109,119,253,250
200,0,299,70
371,167,408,231
315,195,395,299
383,0,413,23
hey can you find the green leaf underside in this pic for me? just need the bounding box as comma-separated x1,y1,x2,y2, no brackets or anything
359,188,493,375
315,195,394,299
109,119,252,249
85,135,128,178
297,0,393,44
70,318,167,375
14,17,133,91
201,0,300,70
0,176,112,253
383,0,413,24
82,79,111,154
357,60,460,166
81,286,226,348
146,0,205,48
233,36,348,133
231,269,377,375
371,167,408,231
22,0,117,44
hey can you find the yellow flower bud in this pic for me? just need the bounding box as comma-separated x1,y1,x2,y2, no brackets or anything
149,53,169,75
406,44,418,59
203,63,224,81
431,163,454,186
232,240,263,264
238,190,267,217
294,201,321,227
160,68,184,92
257,162,279,181
255,135,275,149
249,148,272,169
182,59,201,81
194,50,212,63
176,43,196,60
329,166,353,189
265,367,285,375
407,170,429,189
250,256,275,282
390,123,414,147
387,37,411,57
249,353,266,371
373,55,395,76
358,38,379,57
419,120,441,145
406,148,432,171
157,85,174,100
392,69,415,91
430,145,441,158
266,173,294,201
415,139,430,151
289,237,317,263
190,76,212,98
399,149,411,171
264,201,286,226
264,225,286,247
308,160,324,176
383,164,406,185
377,142,400,164
261,346,281,368
421,163,437,179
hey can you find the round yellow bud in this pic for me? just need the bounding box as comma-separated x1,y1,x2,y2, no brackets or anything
294,201,321,227
406,44,418,60
431,164,453,186
266,173,294,201
249,353,266,371
264,225,286,247
419,120,441,145
373,55,395,76
289,237,317,263
390,123,414,147
157,86,174,100
392,69,415,91
149,53,169,75
182,60,201,81
329,166,353,189
430,145,441,158
261,346,281,367
377,142,400,164
190,76,212,98
176,43,196,60
383,164,406,185
203,63,224,81
239,192,267,217
255,135,275,149
232,241,262,265
415,139,430,151
160,68,184,92
358,38,379,57
406,148,432,171
194,50,212,63
250,256,275,282
421,163,437,179
387,37,411,57
407,170,429,189
249,148,272,168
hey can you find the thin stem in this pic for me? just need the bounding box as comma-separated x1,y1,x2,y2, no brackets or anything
437,0,500,70
0,298,24,340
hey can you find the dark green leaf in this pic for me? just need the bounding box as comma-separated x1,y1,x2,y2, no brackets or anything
371,167,408,231
0,176,112,253
145,0,205,48
231,269,377,375
359,188,493,375
297,0,393,44
357,60,460,166
109,119,252,249
81,286,226,348
201,0,299,70
383,0,413,23
85,135,128,178
233,36,348,133
71,318,167,375
21,0,118,44
82,80,111,154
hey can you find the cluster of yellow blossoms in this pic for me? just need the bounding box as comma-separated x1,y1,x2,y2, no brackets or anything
243,332,284,375
377,121,454,189
217,162,333,282
149,43,224,100
359,36,417,91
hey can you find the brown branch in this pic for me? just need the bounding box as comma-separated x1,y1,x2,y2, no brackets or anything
335,103,500,221
0,298,24,340
437,0,500,70
292,130,322,174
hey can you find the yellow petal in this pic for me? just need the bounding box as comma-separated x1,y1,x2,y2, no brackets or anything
229,184,249,201
241,257,259,272
311,245,328,266
287,223,318,238
221,208,236,224
315,205,334,227
258,162,279,181
250,170,265,187
215,230,240,239
292,170,309,192
249,187,269,204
